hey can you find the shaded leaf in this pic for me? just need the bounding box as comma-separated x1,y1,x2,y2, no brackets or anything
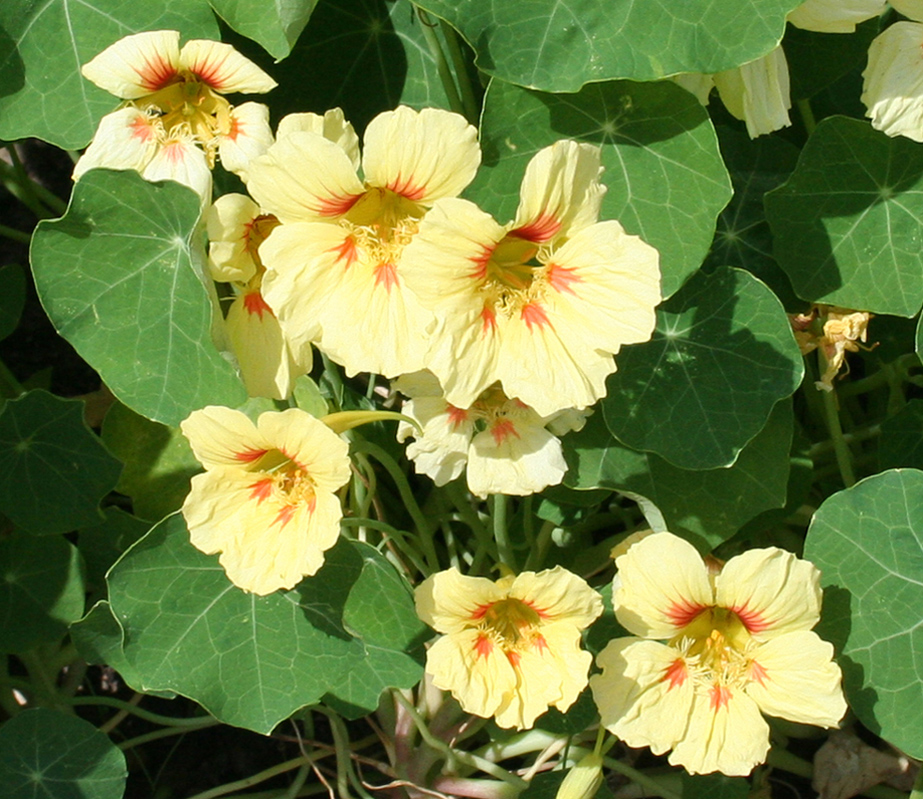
766,117,923,317
0,390,121,535
0,0,218,149
565,399,793,551
77,507,150,596
31,170,247,427
879,399,923,472
682,774,749,799
0,531,85,653
0,264,26,342
0,708,126,799
805,469,923,759
603,267,803,469
209,0,318,60
470,78,732,299
416,0,800,91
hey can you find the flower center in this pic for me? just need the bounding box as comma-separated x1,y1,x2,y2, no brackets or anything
247,449,317,511
669,607,756,691
480,597,542,648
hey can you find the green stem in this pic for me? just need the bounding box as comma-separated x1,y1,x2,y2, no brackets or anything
19,648,69,712
340,516,430,574
3,146,65,216
446,481,495,565
439,19,480,123
600,755,682,799
821,387,856,487
0,224,30,243
314,707,375,799
349,439,439,572
70,696,216,728
807,424,880,459
414,6,466,118
909,766,923,799
281,762,312,799
117,717,221,750
523,521,555,572
393,692,528,790
491,494,515,571
797,98,817,136
184,755,316,799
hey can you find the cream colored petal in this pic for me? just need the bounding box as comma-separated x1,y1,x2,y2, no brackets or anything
543,407,591,437
276,108,361,170
745,631,847,726
788,0,886,32
862,22,923,142
891,0,923,21
256,408,350,491
400,396,473,487
310,245,437,378
180,406,269,468
671,73,715,106
714,46,792,138
259,221,352,351
225,292,306,399
179,39,277,94
510,140,604,243
247,132,365,223
82,30,181,99
362,106,480,202
541,624,596,713
613,532,714,639
509,567,603,628
415,568,504,634
141,134,212,204
219,102,274,180
182,468,254,554
424,629,517,721
73,107,160,180
391,370,446,400
430,315,505,414
206,192,261,283
467,415,567,498
714,547,822,637
669,687,769,776
591,638,694,754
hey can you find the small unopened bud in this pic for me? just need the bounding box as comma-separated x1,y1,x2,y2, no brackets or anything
555,752,604,799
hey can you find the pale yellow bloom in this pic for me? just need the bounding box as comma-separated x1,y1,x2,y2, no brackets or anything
788,0,886,32
416,567,603,730
713,46,792,138
401,140,660,418
206,193,309,399
394,371,588,498
180,406,351,595
591,533,846,776
862,21,923,141
555,752,604,799
249,106,481,378
790,305,872,391
75,30,276,195
890,0,923,21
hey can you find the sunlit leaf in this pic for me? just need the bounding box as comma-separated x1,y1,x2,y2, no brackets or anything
0,708,126,799
416,0,800,91
766,116,923,317
565,399,793,550
209,0,318,59
0,390,121,535
0,0,218,148
603,267,803,469
31,170,247,427
805,469,923,759
469,78,731,299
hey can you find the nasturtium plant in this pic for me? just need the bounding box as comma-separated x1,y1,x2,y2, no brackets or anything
1,0,922,797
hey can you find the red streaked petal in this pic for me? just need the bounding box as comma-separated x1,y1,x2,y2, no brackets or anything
521,302,551,331
546,263,582,295
506,650,521,668
490,418,519,446
447,405,469,429
274,504,296,528
665,598,707,628
474,634,493,658
480,305,497,335
328,235,358,268
249,477,273,502
374,262,399,292
317,192,363,217
748,660,769,686
469,243,494,281
386,173,426,201
709,684,732,711
509,211,562,243
732,603,772,634
243,291,274,320
662,658,688,690
235,446,269,463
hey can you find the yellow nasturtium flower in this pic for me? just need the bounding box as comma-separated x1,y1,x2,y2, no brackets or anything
591,532,847,776
862,20,923,142
416,567,603,730
180,406,350,595
401,140,660,418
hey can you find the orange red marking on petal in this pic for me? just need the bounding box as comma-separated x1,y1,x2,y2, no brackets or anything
243,291,274,319
135,56,178,92
732,604,772,633
316,193,362,217
521,302,550,331
709,684,732,711
447,405,469,429
491,419,519,446
474,634,493,658
236,447,269,463
509,212,561,243
374,262,399,292
662,658,688,690
329,236,358,269
386,174,426,202
480,305,498,334
749,660,769,686
666,599,706,628
249,477,273,502
546,264,582,295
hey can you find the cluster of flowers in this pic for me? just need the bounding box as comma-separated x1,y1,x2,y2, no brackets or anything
77,30,847,779
677,0,923,140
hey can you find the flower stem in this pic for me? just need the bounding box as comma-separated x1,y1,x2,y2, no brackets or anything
797,98,817,136
439,19,480,124
491,494,515,571
0,223,30,243
821,387,856,487
183,754,317,799
116,717,221,750
69,696,216,728
414,6,466,118
600,755,682,799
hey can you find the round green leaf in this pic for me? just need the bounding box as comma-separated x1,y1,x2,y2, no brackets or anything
470,78,731,299
0,390,121,535
0,264,26,342
77,508,150,597
0,708,126,799
209,0,317,60
101,401,200,522
602,267,803,469
565,399,793,550
766,116,923,317
805,469,923,759
0,0,219,149
416,0,800,91
107,514,422,733
31,170,247,427
0,531,85,653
